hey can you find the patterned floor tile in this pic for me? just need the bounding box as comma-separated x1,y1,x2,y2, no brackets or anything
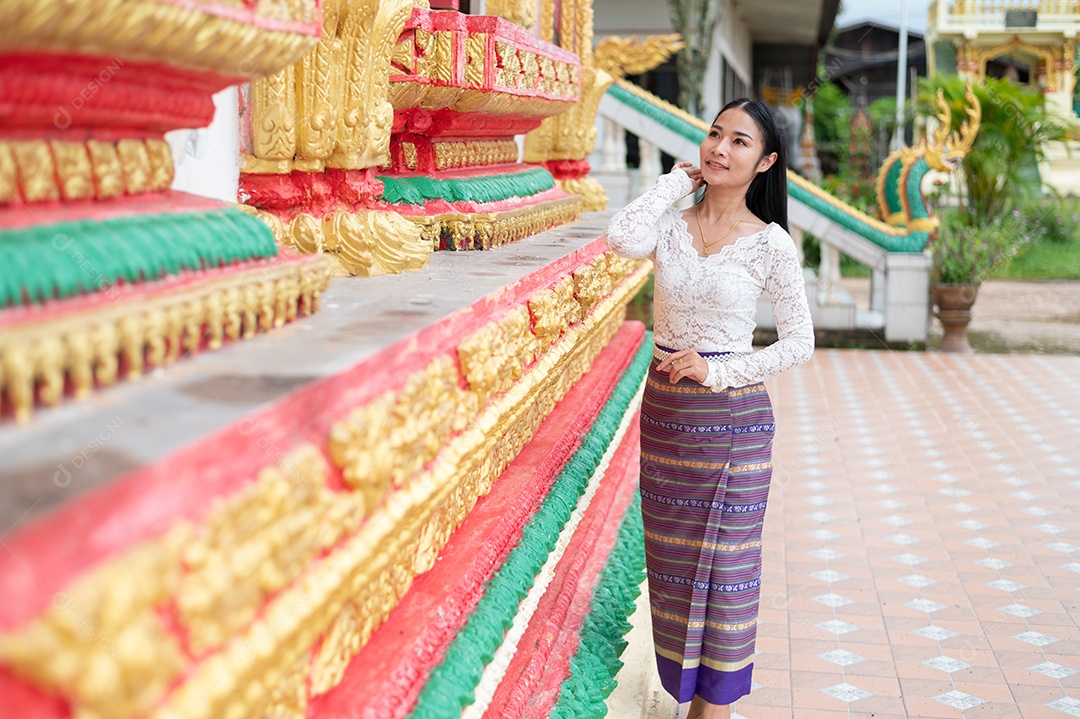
1046,697,1080,717
987,579,1028,592
976,558,1014,570
923,655,972,673
815,619,860,635
1029,662,1078,679
906,598,948,613
818,649,866,667
1013,631,1060,647
892,553,928,566
820,683,873,702
808,548,844,561
934,690,986,710
914,625,960,641
812,593,854,608
999,604,1042,618
608,351,1080,716
809,570,849,583
898,575,937,588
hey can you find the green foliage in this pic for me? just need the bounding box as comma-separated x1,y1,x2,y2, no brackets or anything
931,207,1042,284
667,0,722,115
992,198,1080,279
811,82,851,173
916,75,1070,220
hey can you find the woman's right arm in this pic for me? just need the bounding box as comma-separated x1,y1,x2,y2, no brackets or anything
603,168,695,259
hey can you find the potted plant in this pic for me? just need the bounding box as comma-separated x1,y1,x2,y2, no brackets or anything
918,76,1069,352
930,210,1038,351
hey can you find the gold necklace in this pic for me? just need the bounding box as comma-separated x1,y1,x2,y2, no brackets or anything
695,204,752,255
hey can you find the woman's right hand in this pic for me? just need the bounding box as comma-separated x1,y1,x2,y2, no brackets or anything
673,162,705,193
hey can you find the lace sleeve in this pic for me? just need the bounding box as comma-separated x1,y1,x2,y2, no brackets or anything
707,226,814,390
603,168,694,259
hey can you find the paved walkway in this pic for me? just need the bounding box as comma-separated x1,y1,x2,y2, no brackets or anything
608,348,1080,718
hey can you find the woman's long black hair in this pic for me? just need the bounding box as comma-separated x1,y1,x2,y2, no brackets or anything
711,98,789,232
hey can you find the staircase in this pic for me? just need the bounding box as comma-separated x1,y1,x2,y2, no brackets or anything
592,79,932,344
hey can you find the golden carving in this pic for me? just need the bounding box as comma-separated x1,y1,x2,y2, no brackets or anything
402,142,419,169
0,258,331,423
488,0,536,28
176,446,362,655
465,34,487,87
251,65,299,164
594,34,685,79
116,139,151,195
0,0,319,79
0,143,18,204
540,0,556,44
529,277,581,349
451,142,483,170
50,141,94,201
305,254,649,702
3,245,650,710
145,139,174,191
0,139,173,205
0,524,193,718
264,208,431,276
524,67,612,206
403,197,583,251
294,0,344,172
558,176,609,211
245,0,413,173
12,141,60,203
925,83,982,171
328,0,415,170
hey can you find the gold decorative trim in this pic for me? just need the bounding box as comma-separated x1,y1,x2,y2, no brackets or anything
524,67,612,164
0,259,331,423
594,34,685,79
433,140,520,170
246,0,415,174
244,207,432,276
557,176,609,212
406,197,585,252
0,0,319,79
487,0,537,28
0,139,173,206
0,250,651,717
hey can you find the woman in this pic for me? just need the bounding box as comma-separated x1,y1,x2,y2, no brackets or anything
604,98,814,719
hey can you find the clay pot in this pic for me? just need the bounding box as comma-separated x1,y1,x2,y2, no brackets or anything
931,283,979,353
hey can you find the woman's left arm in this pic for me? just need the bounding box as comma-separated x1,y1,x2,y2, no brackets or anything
705,228,815,390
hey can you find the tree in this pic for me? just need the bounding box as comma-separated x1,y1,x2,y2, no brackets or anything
917,75,1069,221
667,0,724,117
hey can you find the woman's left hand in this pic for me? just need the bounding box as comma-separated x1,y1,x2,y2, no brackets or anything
656,349,708,385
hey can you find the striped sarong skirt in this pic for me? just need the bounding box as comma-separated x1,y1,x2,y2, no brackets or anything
639,348,775,706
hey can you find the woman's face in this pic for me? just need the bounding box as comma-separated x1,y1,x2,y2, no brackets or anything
698,106,776,189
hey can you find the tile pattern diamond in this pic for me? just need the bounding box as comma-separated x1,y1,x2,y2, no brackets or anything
1029,662,1078,679
820,683,873,703
914,625,960,641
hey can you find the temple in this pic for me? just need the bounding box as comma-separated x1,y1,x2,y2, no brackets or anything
1,1,977,717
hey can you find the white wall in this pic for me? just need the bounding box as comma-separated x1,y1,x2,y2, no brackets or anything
165,87,241,203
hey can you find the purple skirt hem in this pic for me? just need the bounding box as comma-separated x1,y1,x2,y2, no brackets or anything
655,653,754,706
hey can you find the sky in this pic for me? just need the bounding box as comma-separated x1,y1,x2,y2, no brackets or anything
835,0,933,34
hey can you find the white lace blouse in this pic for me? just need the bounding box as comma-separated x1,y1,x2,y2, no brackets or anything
604,167,814,391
